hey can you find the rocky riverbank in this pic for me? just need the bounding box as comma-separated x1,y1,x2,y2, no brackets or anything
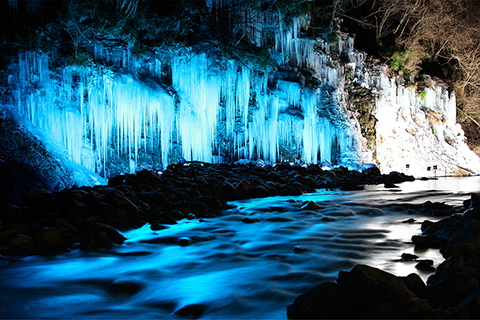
287,192,480,319
0,163,413,256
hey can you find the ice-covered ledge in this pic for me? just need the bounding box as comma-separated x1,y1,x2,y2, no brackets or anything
372,67,480,177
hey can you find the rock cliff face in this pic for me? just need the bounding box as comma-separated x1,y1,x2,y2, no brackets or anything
1,1,478,186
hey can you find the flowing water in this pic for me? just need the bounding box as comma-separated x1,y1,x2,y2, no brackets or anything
1,176,480,319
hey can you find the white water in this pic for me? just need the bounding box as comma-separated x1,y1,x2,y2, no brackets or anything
1,177,479,319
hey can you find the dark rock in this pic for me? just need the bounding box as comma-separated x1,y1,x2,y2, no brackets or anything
10,233,33,247
428,254,465,285
287,264,431,319
384,182,399,188
388,171,414,183
319,216,338,222
300,201,319,210
402,218,415,224
150,223,167,231
189,201,209,214
235,179,251,198
415,261,436,272
108,280,143,296
35,227,75,250
293,245,308,253
174,303,207,318
456,288,480,318
401,273,426,294
178,237,193,246
470,193,480,208
401,253,419,261
421,220,435,233
251,185,270,197
242,217,261,223
80,222,126,249
412,234,447,248
417,272,479,308
287,182,304,196
0,224,29,245
443,242,480,262
464,207,480,220
222,182,240,199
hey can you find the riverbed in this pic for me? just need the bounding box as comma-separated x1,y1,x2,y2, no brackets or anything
1,176,479,319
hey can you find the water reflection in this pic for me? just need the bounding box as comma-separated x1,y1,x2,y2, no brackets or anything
0,177,479,319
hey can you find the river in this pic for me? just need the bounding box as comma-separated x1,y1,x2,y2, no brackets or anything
1,176,479,319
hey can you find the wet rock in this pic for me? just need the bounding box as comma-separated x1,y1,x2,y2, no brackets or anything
65,200,91,222
222,182,240,200
288,182,303,196
287,264,431,319
10,233,33,247
464,207,480,220
388,171,414,183
150,223,167,231
0,224,29,245
401,253,419,261
319,216,338,222
293,245,308,253
443,242,480,263
401,273,426,295
242,217,261,223
251,185,270,197
235,179,251,198
108,280,143,296
457,288,480,318
300,201,319,210
80,222,126,250
178,237,193,246
417,272,479,308
384,182,399,188
469,193,480,208
402,218,415,224
415,261,436,272
35,227,75,250
189,201,209,214
412,234,447,248
420,220,435,233
174,303,207,319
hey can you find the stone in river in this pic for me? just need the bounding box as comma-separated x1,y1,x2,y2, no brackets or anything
300,201,319,210
242,217,261,223
415,261,436,272
401,253,419,261
293,245,308,253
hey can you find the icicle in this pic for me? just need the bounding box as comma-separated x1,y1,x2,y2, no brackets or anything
8,0,17,11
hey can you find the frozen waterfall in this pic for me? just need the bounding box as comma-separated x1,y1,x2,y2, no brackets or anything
7,45,355,178
4,2,479,182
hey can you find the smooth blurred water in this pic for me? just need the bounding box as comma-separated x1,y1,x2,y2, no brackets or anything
1,176,479,319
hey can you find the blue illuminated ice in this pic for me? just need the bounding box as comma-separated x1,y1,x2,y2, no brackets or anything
4,2,479,183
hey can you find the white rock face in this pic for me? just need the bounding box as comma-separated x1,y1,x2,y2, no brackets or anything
372,68,480,177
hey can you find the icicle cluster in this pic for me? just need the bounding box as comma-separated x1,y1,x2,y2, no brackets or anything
5,0,479,180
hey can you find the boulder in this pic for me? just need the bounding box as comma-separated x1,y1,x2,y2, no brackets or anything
417,272,479,308
412,234,447,248
287,265,431,319
235,179,251,198
80,222,126,249
401,273,426,294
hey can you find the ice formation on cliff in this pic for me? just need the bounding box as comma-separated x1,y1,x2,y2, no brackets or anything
3,1,479,183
